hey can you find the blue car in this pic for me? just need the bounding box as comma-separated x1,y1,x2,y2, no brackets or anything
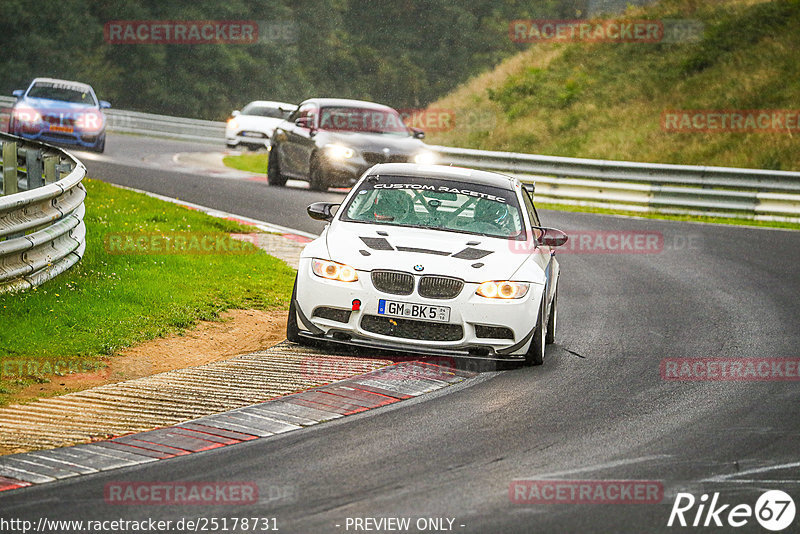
9,78,110,153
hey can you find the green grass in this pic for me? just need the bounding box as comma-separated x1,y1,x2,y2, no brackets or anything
0,179,295,405
223,153,269,174
426,0,800,172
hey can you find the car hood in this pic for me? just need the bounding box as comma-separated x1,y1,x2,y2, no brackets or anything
323,222,528,282
320,131,427,154
233,115,285,132
19,98,97,112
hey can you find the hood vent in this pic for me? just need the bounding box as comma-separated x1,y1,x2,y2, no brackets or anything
360,237,395,250
451,247,493,260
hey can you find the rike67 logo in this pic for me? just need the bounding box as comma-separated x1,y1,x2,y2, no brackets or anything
668,490,796,531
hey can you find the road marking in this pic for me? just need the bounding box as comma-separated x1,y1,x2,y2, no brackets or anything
701,460,800,482
517,454,673,480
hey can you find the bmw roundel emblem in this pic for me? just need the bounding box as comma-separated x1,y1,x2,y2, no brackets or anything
414,265,424,272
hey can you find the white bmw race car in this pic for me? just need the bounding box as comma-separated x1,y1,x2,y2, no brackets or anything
288,163,568,365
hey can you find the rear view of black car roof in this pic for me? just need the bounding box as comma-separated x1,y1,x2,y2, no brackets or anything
367,163,517,190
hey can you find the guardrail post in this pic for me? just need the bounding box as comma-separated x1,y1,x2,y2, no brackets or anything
25,148,44,189
44,155,58,184
2,140,18,196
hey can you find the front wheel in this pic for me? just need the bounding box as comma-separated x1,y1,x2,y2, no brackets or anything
309,156,327,191
268,146,287,187
91,135,106,153
524,300,546,366
545,283,557,345
286,277,301,343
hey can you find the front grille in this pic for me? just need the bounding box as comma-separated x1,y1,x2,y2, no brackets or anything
418,276,464,299
362,152,410,165
239,131,266,138
475,325,514,340
43,115,76,126
361,315,463,342
42,132,77,141
312,307,352,323
372,270,414,295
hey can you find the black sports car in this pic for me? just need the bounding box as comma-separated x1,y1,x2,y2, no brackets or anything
267,98,436,191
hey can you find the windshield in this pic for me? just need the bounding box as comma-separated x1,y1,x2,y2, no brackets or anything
318,106,410,136
27,81,96,105
241,103,293,118
341,175,525,239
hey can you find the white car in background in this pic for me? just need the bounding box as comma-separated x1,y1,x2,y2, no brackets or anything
288,163,568,365
225,100,296,150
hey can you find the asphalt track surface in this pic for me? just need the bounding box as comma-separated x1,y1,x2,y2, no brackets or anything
2,134,799,533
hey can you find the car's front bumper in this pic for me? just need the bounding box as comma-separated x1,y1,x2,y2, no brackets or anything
12,124,104,150
226,131,270,148
294,259,542,360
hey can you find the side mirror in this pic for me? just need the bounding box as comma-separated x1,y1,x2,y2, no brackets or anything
231,110,240,117
307,202,339,222
295,116,313,129
99,100,111,109
537,227,568,247
411,128,425,139
12,89,23,98
523,183,535,193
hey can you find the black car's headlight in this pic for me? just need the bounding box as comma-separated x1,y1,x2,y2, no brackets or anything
324,144,355,160
312,259,359,282
413,150,437,165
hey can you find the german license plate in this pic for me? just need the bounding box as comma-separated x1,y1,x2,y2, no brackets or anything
49,124,73,133
378,299,450,322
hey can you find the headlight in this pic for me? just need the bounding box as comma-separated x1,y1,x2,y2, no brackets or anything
13,106,41,124
413,151,436,165
227,118,238,130
324,144,355,159
76,111,104,132
476,281,529,299
311,259,359,282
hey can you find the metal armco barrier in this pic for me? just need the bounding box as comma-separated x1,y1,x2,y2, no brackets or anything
0,95,224,143
431,145,800,222
0,132,87,293
3,95,798,221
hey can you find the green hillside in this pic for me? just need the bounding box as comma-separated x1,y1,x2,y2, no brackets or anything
425,0,800,171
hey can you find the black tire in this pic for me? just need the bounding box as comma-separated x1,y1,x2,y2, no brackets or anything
91,135,105,153
545,283,557,345
524,300,546,366
286,276,301,343
268,146,287,187
309,155,327,192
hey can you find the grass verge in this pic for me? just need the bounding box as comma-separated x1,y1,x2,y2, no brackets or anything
223,152,269,174
0,178,295,405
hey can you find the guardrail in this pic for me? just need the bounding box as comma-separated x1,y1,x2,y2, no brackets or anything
0,95,224,143
431,146,800,222
2,94,798,222
0,132,86,293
